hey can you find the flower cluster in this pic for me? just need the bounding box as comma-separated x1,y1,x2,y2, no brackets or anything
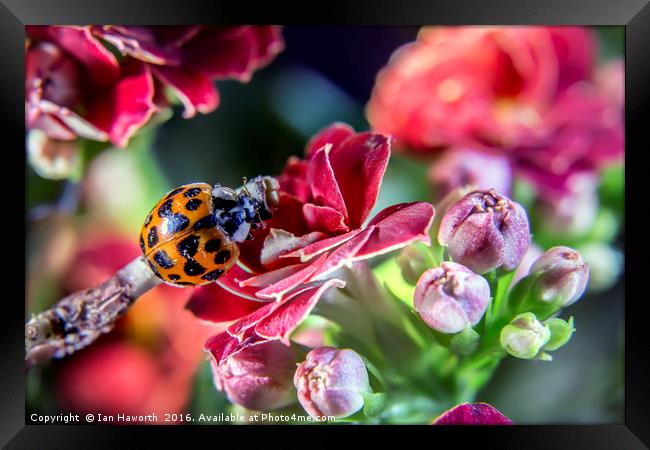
367,26,623,203
26,26,283,177
187,123,434,364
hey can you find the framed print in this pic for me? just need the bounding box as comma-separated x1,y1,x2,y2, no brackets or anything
1,0,648,447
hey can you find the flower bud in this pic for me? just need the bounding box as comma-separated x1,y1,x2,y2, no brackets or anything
578,243,622,292
429,148,512,200
438,190,530,274
294,347,371,419
432,402,513,425
396,243,435,285
500,313,551,359
543,317,575,351
211,341,297,411
529,246,589,307
414,262,490,334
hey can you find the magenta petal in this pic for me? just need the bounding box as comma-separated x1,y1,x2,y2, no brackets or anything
226,301,281,340
153,66,219,118
240,264,308,288
260,229,327,268
254,279,346,343
311,227,377,280
281,229,363,262
185,283,267,324
432,403,513,425
205,328,267,364
255,254,328,300
308,146,348,220
357,202,435,258
328,132,391,228
42,26,120,86
305,122,355,157
185,27,256,81
303,204,350,235
214,264,264,301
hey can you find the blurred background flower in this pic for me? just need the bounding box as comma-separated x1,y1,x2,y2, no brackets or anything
27,25,623,424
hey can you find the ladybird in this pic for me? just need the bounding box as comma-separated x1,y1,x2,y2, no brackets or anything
140,176,280,286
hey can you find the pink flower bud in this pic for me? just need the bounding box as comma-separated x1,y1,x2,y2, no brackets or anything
294,347,371,419
414,262,490,334
429,148,512,199
211,341,297,411
438,190,530,274
529,246,589,307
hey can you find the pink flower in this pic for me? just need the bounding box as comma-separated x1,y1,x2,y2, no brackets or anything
414,262,490,334
90,26,283,119
294,347,370,419
25,26,283,148
432,402,513,425
367,26,623,199
428,148,512,199
187,124,435,364
211,340,297,411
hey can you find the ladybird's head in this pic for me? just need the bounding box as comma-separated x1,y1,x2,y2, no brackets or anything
210,176,280,243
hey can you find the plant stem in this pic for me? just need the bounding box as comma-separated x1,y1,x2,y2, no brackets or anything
25,256,161,370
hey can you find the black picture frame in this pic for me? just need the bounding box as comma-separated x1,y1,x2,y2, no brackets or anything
3,0,648,447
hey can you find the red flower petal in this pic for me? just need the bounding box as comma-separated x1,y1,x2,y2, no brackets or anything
254,279,346,344
213,264,262,301
260,229,327,269
307,145,349,220
310,227,377,280
153,66,220,118
185,283,267,324
305,122,355,157
255,254,328,301
356,202,435,259
205,327,267,364
303,204,350,235
31,26,120,86
432,403,513,425
328,133,391,228
249,26,285,69
86,60,157,148
281,229,363,262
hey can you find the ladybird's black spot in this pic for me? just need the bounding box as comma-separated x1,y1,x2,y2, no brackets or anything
168,274,181,281
165,187,185,199
185,198,203,211
147,226,159,248
165,214,190,234
184,259,206,276
213,196,239,211
204,238,222,253
153,250,175,269
177,234,200,258
193,214,217,231
215,250,231,264
139,235,146,253
144,213,152,226
184,187,202,198
175,281,195,286
201,269,225,281
158,198,174,218
147,259,162,278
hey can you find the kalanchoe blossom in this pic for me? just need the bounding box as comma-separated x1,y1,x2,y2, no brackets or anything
428,148,512,199
25,26,283,148
432,402,513,425
438,190,530,274
413,262,490,334
90,26,284,119
187,124,435,364
367,26,623,199
294,347,371,419
210,340,297,411
529,246,589,307
187,124,434,363
500,312,551,359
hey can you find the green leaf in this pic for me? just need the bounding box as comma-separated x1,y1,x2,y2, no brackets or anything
363,392,387,418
